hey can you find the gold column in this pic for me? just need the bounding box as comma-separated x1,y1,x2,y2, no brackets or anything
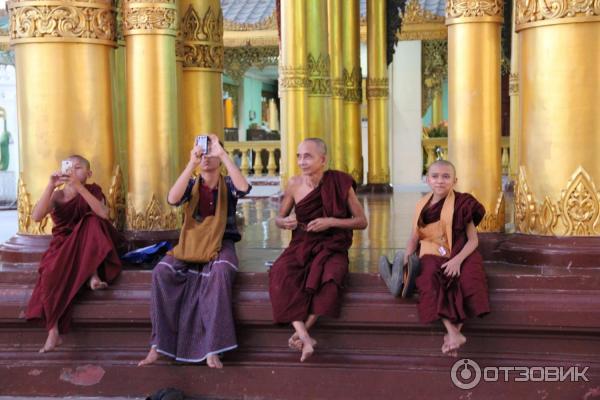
431,89,443,125
175,3,186,170
508,0,519,180
224,98,234,128
328,0,345,172
279,0,308,182
366,0,390,187
180,0,224,149
446,0,504,232
306,0,332,149
514,0,600,236
123,0,179,231
342,0,363,183
268,99,279,131
9,0,117,234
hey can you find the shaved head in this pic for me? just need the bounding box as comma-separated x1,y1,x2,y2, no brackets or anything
427,159,455,176
302,138,327,156
68,154,91,170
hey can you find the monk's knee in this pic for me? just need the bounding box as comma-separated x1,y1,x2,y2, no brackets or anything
211,261,236,283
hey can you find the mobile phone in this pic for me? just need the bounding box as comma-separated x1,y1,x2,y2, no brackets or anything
195,135,209,155
61,160,73,175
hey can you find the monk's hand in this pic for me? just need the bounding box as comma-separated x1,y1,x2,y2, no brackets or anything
65,171,83,189
49,171,64,188
207,134,226,158
440,258,462,277
281,215,298,230
306,217,332,232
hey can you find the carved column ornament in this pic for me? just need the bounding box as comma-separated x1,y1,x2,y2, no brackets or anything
181,4,223,70
122,0,177,36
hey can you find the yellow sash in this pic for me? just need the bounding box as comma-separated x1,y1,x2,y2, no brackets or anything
411,191,455,258
169,175,228,263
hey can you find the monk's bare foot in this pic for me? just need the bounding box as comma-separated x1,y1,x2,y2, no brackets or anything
299,335,315,362
39,327,61,353
207,354,223,369
138,347,159,367
445,331,466,357
89,274,108,290
442,335,458,357
288,333,303,351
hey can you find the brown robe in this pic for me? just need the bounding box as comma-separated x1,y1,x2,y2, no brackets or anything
269,170,356,323
25,183,122,332
415,191,490,324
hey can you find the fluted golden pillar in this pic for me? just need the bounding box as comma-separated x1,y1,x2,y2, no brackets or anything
123,0,179,231
514,0,600,236
180,0,224,149
342,0,363,183
366,0,391,189
279,0,308,182
431,89,443,126
9,0,117,234
328,0,345,172
446,0,504,232
508,0,520,180
306,0,332,150
175,5,186,170
224,98,234,128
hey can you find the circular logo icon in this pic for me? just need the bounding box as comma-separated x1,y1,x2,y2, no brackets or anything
451,358,482,390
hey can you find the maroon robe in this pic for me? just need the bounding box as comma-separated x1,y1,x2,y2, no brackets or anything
415,192,490,324
25,183,122,332
269,170,356,323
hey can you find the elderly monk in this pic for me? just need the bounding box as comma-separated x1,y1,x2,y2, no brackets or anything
269,138,368,362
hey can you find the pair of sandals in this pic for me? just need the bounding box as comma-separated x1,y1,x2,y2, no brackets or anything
379,250,421,298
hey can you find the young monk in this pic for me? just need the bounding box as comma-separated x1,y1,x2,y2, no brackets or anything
404,160,490,357
138,134,250,369
26,155,122,353
269,138,368,362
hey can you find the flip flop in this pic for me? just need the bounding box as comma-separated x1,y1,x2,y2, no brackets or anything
401,252,421,298
379,251,404,297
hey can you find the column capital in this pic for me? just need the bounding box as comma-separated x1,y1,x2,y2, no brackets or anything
516,0,600,31
8,0,117,46
181,4,223,71
122,0,178,37
445,0,504,25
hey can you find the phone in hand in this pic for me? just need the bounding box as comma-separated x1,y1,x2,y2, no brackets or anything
195,135,209,155
61,160,73,175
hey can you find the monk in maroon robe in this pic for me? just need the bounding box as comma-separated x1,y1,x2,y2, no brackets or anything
269,138,368,362
25,155,122,353
404,160,490,357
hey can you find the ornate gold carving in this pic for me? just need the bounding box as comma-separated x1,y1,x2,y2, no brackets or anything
559,167,600,236
107,165,125,231
223,11,276,31
478,191,505,232
224,45,278,82
331,78,345,98
17,175,51,234
403,0,445,23
367,77,389,98
181,5,223,70
515,166,600,236
122,0,177,36
279,64,309,90
8,0,117,45
126,194,178,230
223,30,278,47
307,53,332,96
446,0,504,19
516,0,600,28
422,40,447,117
343,67,362,103
509,73,519,96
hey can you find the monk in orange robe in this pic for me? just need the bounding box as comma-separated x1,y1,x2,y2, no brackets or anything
25,155,122,353
404,160,490,357
269,138,368,362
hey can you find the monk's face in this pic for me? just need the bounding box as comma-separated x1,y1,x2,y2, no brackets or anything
297,141,326,175
426,163,456,197
68,158,92,183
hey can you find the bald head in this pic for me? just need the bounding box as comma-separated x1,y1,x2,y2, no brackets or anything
301,138,327,156
427,159,455,177
68,154,91,170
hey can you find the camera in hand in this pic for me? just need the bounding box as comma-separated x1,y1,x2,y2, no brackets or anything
195,135,210,155
61,160,73,175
